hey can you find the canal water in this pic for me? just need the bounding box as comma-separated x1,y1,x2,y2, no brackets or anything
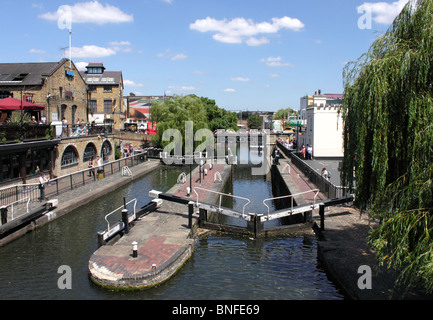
0,148,345,300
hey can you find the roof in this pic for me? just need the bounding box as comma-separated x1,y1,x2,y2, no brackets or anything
0,58,69,87
79,70,123,86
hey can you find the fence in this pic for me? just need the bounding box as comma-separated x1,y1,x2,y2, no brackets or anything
276,140,352,198
0,151,148,208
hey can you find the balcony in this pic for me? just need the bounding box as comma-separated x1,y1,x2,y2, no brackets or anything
0,123,52,143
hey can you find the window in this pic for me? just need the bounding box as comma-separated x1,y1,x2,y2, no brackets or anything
104,100,112,114
83,143,97,162
103,86,112,92
61,146,78,167
89,100,97,114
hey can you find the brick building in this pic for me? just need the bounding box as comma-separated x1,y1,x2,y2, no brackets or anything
80,62,125,130
0,58,88,124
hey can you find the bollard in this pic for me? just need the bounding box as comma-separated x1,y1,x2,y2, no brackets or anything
132,241,138,258
122,208,130,234
1,206,8,224
186,187,191,197
188,201,194,228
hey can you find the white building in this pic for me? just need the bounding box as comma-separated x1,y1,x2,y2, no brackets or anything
299,91,344,159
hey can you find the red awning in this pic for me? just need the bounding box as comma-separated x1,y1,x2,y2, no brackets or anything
0,97,45,111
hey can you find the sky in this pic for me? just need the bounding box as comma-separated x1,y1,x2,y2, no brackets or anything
0,0,409,112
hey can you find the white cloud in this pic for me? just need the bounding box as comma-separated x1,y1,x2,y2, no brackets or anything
29,48,46,54
190,16,304,46
358,0,409,24
39,1,133,25
157,50,188,61
75,61,88,70
171,53,188,61
231,77,250,82
124,80,144,87
269,73,279,78
261,56,293,67
224,88,236,92
168,85,199,92
71,45,116,58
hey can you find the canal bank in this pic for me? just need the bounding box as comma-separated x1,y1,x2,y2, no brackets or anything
0,159,161,246
88,163,233,290
274,145,432,300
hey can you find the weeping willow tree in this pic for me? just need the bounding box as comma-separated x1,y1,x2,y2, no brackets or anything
342,0,433,293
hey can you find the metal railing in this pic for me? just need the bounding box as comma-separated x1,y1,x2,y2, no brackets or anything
276,140,352,198
0,151,147,208
103,198,137,240
262,189,320,220
193,186,251,217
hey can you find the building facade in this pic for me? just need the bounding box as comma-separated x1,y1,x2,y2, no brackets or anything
0,58,88,124
299,91,344,159
80,62,125,130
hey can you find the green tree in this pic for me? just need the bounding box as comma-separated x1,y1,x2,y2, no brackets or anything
151,95,208,149
273,108,299,120
200,96,238,131
247,113,262,129
341,0,433,293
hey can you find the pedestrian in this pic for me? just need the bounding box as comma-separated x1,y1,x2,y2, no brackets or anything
301,145,306,159
307,145,313,160
321,167,329,180
88,158,95,178
96,156,103,178
38,173,48,201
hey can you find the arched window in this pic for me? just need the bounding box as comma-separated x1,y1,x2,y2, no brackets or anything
83,143,97,162
61,145,79,167
101,140,112,162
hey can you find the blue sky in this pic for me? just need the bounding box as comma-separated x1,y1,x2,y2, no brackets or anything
0,0,408,111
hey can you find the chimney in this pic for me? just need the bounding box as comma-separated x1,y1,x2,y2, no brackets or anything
318,89,321,95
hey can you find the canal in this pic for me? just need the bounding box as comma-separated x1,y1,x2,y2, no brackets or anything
0,148,345,300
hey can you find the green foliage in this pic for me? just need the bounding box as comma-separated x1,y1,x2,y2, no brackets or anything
247,114,262,129
342,0,433,293
151,94,239,149
273,108,299,120
151,95,208,149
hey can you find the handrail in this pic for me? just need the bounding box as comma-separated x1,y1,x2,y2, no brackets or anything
193,186,251,216
103,198,137,235
262,189,319,219
2,197,31,220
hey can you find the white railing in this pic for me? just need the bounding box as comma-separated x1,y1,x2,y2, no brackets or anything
193,186,251,216
262,189,320,219
103,198,137,239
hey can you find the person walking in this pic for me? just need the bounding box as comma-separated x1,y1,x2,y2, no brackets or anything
88,158,95,178
38,173,48,201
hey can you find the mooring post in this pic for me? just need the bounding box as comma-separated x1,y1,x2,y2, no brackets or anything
122,208,130,234
1,206,7,224
188,201,194,228
319,204,325,231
